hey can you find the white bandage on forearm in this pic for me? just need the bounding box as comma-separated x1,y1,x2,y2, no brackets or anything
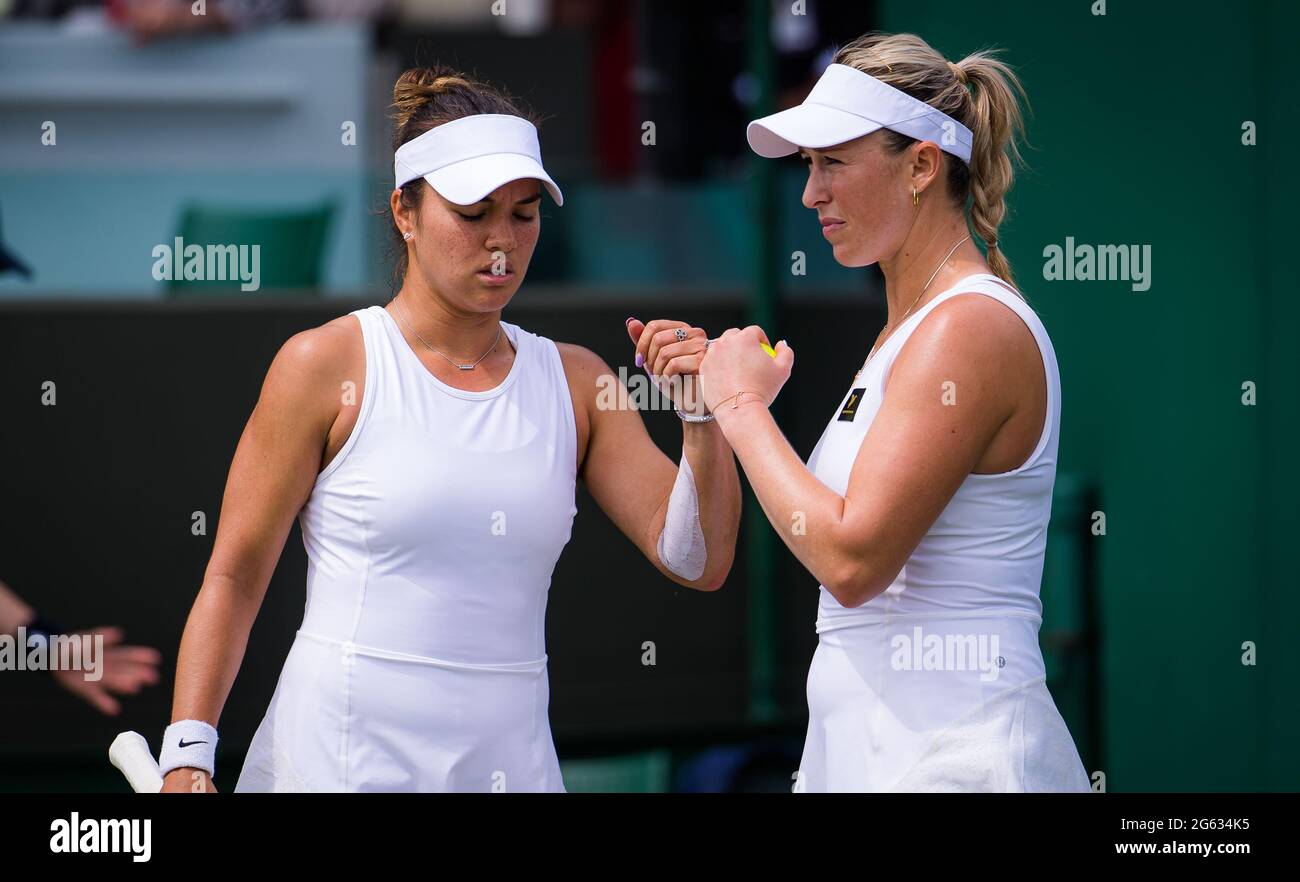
656,454,708,581
158,719,219,777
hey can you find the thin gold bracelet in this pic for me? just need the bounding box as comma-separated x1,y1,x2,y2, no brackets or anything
714,389,767,410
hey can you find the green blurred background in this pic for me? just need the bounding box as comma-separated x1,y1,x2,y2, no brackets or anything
880,0,1299,791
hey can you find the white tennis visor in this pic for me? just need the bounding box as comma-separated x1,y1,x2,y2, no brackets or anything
747,63,973,164
393,113,564,206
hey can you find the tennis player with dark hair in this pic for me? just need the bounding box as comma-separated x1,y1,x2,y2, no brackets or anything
159,67,741,793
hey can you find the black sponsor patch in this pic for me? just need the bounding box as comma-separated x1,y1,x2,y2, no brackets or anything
838,388,866,422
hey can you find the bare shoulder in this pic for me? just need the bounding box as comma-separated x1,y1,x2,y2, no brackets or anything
922,291,1035,353
555,341,613,378
555,342,618,405
887,291,1037,418
902,292,1038,378
260,314,363,418
273,314,360,374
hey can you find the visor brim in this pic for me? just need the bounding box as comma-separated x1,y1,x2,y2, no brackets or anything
423,153,564,207
746,104,884,157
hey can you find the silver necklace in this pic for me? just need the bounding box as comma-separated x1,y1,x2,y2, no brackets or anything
855,234,971,380
390,297,503,371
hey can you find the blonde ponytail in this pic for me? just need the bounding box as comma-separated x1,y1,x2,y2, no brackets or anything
953,52,1029,287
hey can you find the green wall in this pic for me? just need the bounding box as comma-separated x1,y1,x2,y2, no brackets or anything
878,0,1299,790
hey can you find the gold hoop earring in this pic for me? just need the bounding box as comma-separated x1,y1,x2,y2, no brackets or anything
913,187,919,207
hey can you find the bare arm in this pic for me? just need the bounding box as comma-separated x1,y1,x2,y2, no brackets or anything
707,297,1025,607
164,320,355,788
559,339,741,591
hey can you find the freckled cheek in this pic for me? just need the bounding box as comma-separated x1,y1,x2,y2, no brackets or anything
440,225,483,266
517,223,540,255
415,224,473,283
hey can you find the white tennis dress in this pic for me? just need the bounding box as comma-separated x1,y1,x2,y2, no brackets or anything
235,305,576,792
798,273,1091,793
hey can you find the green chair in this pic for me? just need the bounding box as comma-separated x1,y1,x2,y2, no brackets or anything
559,750,673,793
166,199,336,295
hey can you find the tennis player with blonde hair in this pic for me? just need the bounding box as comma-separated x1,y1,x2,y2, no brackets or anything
700,32,1090,792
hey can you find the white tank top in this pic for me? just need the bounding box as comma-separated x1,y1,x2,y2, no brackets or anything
296,305,578,667
806,272,1061,632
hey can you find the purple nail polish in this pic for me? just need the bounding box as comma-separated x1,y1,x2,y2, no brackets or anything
635,353,644,367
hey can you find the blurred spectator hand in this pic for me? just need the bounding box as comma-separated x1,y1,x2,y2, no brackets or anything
50,626,163,716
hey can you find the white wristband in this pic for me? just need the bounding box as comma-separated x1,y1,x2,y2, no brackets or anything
656,454,708,581
158,720,219,778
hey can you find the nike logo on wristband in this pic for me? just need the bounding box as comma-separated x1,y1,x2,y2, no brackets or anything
178,739,208,748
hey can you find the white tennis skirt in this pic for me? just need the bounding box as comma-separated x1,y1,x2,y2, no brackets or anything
797,614,1092,792
234,630,566,793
